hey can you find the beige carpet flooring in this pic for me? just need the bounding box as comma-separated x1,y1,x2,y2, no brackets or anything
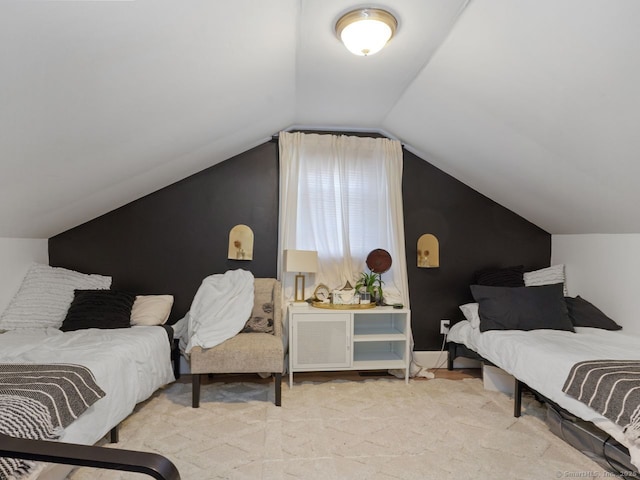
66,374,606,480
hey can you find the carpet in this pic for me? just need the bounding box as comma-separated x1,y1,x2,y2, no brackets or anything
67,375,605,480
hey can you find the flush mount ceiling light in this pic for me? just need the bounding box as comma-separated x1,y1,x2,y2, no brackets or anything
335,8,398,56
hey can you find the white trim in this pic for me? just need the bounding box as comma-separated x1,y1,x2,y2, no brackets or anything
413,350,481,369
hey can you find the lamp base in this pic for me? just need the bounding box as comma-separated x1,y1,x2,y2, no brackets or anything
294,273,306,302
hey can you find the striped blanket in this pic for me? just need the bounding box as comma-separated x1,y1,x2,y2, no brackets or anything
0,364,105,480
562,360,640,445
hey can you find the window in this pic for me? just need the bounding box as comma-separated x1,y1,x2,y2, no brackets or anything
279,131,408,305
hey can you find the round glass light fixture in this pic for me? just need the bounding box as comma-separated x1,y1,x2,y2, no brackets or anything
335,8,398,56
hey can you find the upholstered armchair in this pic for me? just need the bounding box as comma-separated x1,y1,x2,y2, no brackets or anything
189,278,284,407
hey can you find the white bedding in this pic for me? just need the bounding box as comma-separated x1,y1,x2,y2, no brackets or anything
0,326,174,447
448,320,640,470
185,269,254,353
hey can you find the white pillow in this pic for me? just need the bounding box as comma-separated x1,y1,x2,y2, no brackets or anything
0,263,112,330
524,264,567,295
459,302,480,329
130,295,174,326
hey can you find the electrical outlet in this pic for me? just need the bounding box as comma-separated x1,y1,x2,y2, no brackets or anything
440,319,450,335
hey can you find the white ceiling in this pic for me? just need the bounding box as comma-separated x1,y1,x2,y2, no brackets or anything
1,0,639,238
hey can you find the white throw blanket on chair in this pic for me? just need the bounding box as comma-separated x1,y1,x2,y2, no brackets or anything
185,269,254,353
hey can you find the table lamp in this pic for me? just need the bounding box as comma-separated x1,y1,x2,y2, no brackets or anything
284,249,318,302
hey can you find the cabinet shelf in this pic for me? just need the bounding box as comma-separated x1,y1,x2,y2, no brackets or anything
352,360,407,370
353,333,406,342
353,350,406,370
353,324,405,336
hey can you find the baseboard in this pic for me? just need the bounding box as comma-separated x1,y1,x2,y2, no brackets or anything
412,350,447,369
181,351,479,375
452,356,482,369
412,351,481,369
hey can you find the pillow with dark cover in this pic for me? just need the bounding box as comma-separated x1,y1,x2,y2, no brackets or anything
61,290,136,332
473,265,524,287
470,283,574,332
565,296,622,330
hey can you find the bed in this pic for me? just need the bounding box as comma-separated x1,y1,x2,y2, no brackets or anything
444,263,640,475
448,308,640,474
0,327,175,479
0,264,176,480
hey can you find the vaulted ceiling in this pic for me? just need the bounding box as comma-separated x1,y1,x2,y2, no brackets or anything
2,0,639,238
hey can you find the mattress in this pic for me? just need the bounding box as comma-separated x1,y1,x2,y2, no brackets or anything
448,320,640,471
0,326,174,477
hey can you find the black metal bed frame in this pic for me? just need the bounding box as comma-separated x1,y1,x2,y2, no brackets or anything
0,433,180,480
448,341,574,417
0,328,184,480
447,340,638,477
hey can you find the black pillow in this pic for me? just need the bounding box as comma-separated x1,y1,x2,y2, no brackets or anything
565,296,622,330
473,265,524,287
61,289,136,332
470,283,574,332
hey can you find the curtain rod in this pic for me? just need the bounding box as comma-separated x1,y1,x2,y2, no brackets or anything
270,131,405,148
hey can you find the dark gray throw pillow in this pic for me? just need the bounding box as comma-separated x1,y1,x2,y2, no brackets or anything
473,265,525,287
565,296,621,330
470,283,574,332
60,289,136,332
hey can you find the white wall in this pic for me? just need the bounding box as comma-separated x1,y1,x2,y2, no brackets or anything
552,234,640,333
0,238,48,313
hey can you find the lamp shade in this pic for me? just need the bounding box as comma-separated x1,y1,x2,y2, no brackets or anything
284,250,318,273
335,8,397,56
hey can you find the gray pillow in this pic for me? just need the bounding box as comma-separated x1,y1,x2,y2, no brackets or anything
470,283,574,333
473,265,524,287
565,296,621,330
241,301,274,334
0,264,111,330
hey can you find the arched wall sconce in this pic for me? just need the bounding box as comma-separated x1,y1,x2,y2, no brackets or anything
417,234,439,268
228,225,254,260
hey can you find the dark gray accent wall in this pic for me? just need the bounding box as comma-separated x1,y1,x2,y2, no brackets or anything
49,139,550,350
49,142,279,324
403,150,550,349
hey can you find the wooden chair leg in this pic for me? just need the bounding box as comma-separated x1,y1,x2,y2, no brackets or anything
109,426,118,444
192,374,201,408
274,373,282,407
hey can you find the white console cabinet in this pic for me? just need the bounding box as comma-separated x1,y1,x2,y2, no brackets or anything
287,304,411,386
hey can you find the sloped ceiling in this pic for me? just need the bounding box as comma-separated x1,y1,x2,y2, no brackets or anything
1,0,639,238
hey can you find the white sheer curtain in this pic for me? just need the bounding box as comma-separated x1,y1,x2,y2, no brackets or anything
278,131,409,306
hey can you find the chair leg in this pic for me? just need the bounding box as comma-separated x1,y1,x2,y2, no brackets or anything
192,374,201,408
274,373,282,407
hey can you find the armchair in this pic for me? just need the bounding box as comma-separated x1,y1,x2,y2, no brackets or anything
189,278,283,407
